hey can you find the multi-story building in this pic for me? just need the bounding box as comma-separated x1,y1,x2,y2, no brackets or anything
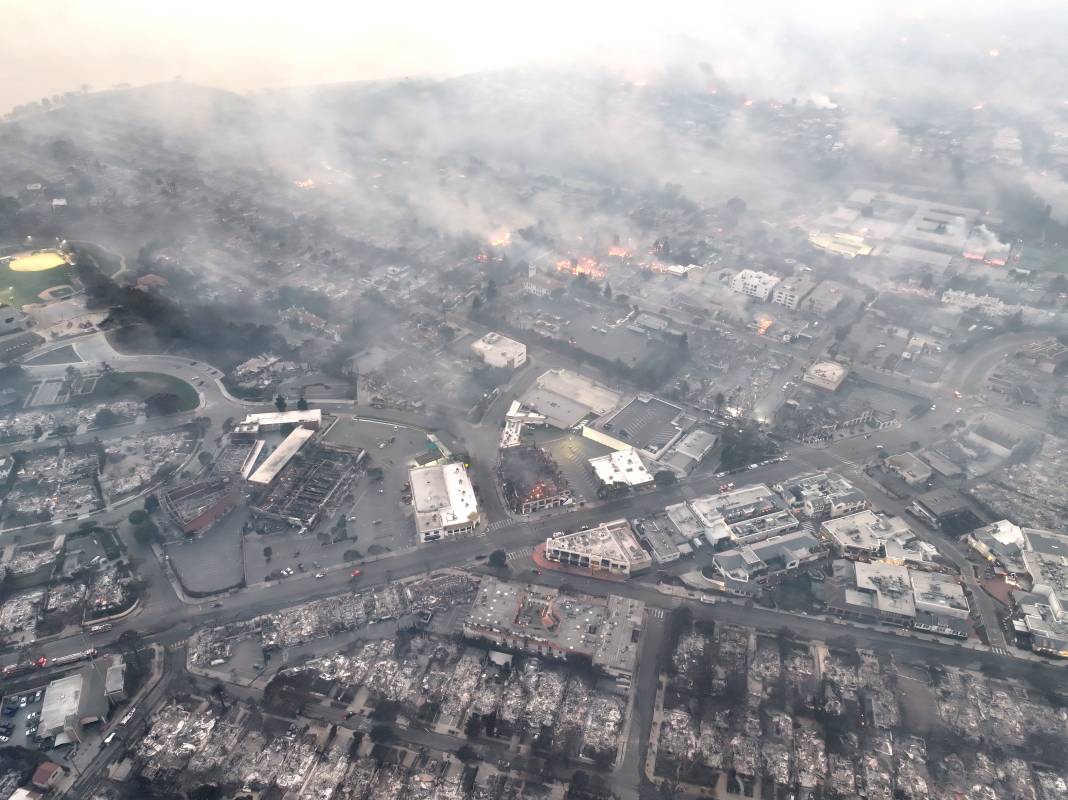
729,269,780,301
544,519,652,576
775,471,867,519
771,276,817,310
802,361,848,392
409,462,481,543
471,332,527,370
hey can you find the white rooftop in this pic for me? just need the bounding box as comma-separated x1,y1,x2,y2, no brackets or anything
247,426,315,486
409,462,480,534
589,448,654,487
242,408,322,428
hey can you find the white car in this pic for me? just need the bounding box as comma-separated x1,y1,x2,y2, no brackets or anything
315,572,326,579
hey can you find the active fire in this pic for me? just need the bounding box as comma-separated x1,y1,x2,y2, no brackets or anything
489,229,512,248
294,179,315,189
555,257,606,280
607,245,631,258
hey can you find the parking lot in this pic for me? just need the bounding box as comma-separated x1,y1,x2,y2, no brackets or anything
1,687,46,749
324,418,432,550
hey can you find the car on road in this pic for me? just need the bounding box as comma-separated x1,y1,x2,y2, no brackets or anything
0,736,9,743
315,572,326,579
350,569,362,578
955,407,963,414
104,731,117,745
210,602,222,609
281,567,294,577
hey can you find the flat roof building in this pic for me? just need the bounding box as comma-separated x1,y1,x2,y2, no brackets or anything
828,560,916,623
688,484,800,546
471,332,527,370
712,530,823,584
802,281,849,316
247,426,316,487
661,428,719,474
885,452,932,487
463,578,645,685
39,668,108,744
771,276,817,310
803,361,848,392
520,369,623,430
588,448,655,490
584,395,685,459
910,570,969,620
822,510,913,558
545,519,653,576
730,269,780,301
775,472,867,519
242,408,322,431
908,488,971,529
409,462,481,543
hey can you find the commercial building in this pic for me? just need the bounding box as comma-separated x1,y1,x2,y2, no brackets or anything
498,445,571,514
965,522,1068,656
827,560,916,624
661,427,718,474
827,559,970,633
241,408,322,431
544,519,653,576
462,578,645,684
908,488,971,530
771,276,817,310
471,332,527,370
822,510,914,559
409,462,481,543
588,448,655,490
39,668,109,744
635,519,681,564
802,361,848,392
584,395,685,459
729,269,780,301
807,231,874,259
247,426,316,488
909,570,969,620
802,281,849,316
520,369,622,430
884,452,932,487
161,479,240,535
712,530,822,585
775,472,867,519
687,484,800,547
499,400,547,449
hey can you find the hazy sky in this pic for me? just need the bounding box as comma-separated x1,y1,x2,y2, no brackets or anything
2,0,1058,112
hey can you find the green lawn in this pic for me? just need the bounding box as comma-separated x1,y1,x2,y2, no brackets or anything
0,263,74,307
93,371,200,415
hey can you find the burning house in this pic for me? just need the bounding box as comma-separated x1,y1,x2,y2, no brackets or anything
498,445,572,515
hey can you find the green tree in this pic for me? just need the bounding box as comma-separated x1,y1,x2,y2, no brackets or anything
653,470,678,487
94,408,119,428
132,522,160,546
274,394,287,412
488,549,508,568
263,546,273,561
128,509,149,526
297,396,309,411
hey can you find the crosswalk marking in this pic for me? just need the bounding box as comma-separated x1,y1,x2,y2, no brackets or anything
648,608,665,620
485,519,511,532
990,646,1007,655
506,546,533,562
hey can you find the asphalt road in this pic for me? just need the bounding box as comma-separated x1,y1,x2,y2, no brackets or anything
4,325,1064,799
